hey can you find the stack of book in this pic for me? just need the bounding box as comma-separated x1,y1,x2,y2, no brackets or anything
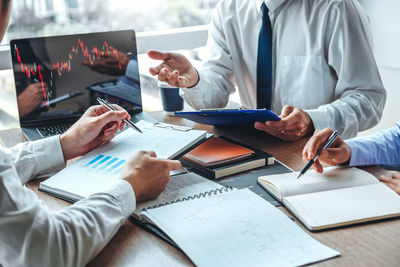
180,137,274,179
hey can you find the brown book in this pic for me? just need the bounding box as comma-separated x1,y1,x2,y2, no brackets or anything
182,137,255,168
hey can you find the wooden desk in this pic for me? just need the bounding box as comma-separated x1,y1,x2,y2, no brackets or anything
1,112,399,266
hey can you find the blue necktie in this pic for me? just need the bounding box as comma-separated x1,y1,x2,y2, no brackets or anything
257,3,273,109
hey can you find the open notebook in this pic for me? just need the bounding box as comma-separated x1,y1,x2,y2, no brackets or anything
258,167,400,231
40,120,206,200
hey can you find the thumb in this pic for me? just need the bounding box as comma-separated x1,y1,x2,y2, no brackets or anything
167,160,183,170
148,50,171,61
280,105,294,118
95,110,128,127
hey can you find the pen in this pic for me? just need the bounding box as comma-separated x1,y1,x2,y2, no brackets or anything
96,97,143,134
297,130,339,180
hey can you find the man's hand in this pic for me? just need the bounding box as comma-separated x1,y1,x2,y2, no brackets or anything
254,105,314,141
379,172,400,195
60,105,130,161
148,50,199,88
120,150,182,202
302,128,351,173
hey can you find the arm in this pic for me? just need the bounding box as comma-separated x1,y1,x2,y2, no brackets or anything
0,106,181,266
346,122,400,167
305,0,386,139
147,2,236,110
0,166,135,266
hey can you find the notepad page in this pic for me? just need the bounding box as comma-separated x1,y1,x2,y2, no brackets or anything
92,120,206,160
143,189,339,267
259,166,378,197
284,183,400,230
135,172,221,214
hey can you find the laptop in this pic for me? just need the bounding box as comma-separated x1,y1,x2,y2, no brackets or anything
10,30,152,140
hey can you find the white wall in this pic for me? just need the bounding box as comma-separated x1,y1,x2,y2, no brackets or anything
358,0,400,135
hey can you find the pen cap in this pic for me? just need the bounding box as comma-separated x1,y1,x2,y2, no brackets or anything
158,81,184,112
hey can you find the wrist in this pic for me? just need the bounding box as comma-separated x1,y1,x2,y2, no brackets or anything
60,133,76,161
188,67,200,88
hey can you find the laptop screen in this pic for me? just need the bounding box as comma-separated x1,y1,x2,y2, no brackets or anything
10,30,142,126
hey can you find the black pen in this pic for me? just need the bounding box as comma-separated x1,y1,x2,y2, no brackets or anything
297,130,339,180
96,97,143,134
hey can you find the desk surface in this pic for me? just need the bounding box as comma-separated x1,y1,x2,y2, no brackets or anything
1,112,399,266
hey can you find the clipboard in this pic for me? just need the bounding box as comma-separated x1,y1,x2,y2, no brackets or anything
175,109,280,126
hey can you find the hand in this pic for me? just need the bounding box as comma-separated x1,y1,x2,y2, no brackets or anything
120,150,182,202
379,172,400,194
147,50,199,88
82,50,130,76
60,105,130,160
254,105,314,141
302,128,351,173
17,83,48,116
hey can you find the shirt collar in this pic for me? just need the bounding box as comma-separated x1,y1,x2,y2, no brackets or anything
256,0,287,14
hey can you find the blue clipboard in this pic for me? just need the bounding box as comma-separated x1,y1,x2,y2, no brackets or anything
174,109,280,126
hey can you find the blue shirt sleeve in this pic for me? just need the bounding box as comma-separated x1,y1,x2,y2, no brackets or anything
345,121,400,167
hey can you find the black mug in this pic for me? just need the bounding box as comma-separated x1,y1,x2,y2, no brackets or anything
158,82,184,112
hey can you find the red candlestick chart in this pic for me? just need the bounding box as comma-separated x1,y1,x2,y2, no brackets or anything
14,39,123,108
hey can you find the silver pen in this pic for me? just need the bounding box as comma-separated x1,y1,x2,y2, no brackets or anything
96,97,143,134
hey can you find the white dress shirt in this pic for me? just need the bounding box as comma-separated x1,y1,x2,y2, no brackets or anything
181,0,386,139
0,136,136,267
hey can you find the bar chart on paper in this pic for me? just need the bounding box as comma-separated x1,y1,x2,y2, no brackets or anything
82,154,126,174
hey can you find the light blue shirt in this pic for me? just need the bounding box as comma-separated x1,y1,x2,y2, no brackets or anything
346,121,400,168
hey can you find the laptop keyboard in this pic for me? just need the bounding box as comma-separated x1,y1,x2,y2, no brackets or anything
36,123,73,138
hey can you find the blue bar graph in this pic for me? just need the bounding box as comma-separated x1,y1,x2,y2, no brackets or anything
108,159,126,172
92,156,112,169
84,155,104,167
99,157,119,171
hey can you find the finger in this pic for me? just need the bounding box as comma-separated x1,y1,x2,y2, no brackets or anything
158,68,170,82
392,172,400,180
95,110,129,127
147,50,171,61
167,70,179,86
177,76,189,87
103,122,119,136
281,105,295,118
166,160,182,170
148,151,157,158
306,128,334,159
312,159,323,173
149,65,162,75
254,122,267,131
382,181,397,192
378,175,392,183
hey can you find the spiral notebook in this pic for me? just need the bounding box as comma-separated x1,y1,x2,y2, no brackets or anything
138,186,340,266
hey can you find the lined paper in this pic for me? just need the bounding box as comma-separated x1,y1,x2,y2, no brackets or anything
259,167,378,197
284,183,400,230
144,189,339,267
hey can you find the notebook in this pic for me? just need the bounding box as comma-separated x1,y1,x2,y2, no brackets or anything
181,137,255,167
258,167,400,231
141,188,340,266
180,137,273,179
39,120,206,200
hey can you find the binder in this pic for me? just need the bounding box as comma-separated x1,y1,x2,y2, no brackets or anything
175,108,280,126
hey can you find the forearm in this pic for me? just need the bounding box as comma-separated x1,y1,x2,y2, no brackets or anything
305,88,386,139
346,123,400,167
6,135,65,184
0,180,135,267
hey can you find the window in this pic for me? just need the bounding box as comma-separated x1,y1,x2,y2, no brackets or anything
3,0,220,44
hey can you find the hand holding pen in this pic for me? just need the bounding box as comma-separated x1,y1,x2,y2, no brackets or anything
97,97,143,133
300,128,352,177
298,129,339,179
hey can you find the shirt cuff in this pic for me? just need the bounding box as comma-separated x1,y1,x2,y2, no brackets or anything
345,139,367,166
180,69,208,110
304,108,331,131
103,179,136,218
32,135,65,175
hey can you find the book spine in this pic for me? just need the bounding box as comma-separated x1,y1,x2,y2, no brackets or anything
179,158,216,179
